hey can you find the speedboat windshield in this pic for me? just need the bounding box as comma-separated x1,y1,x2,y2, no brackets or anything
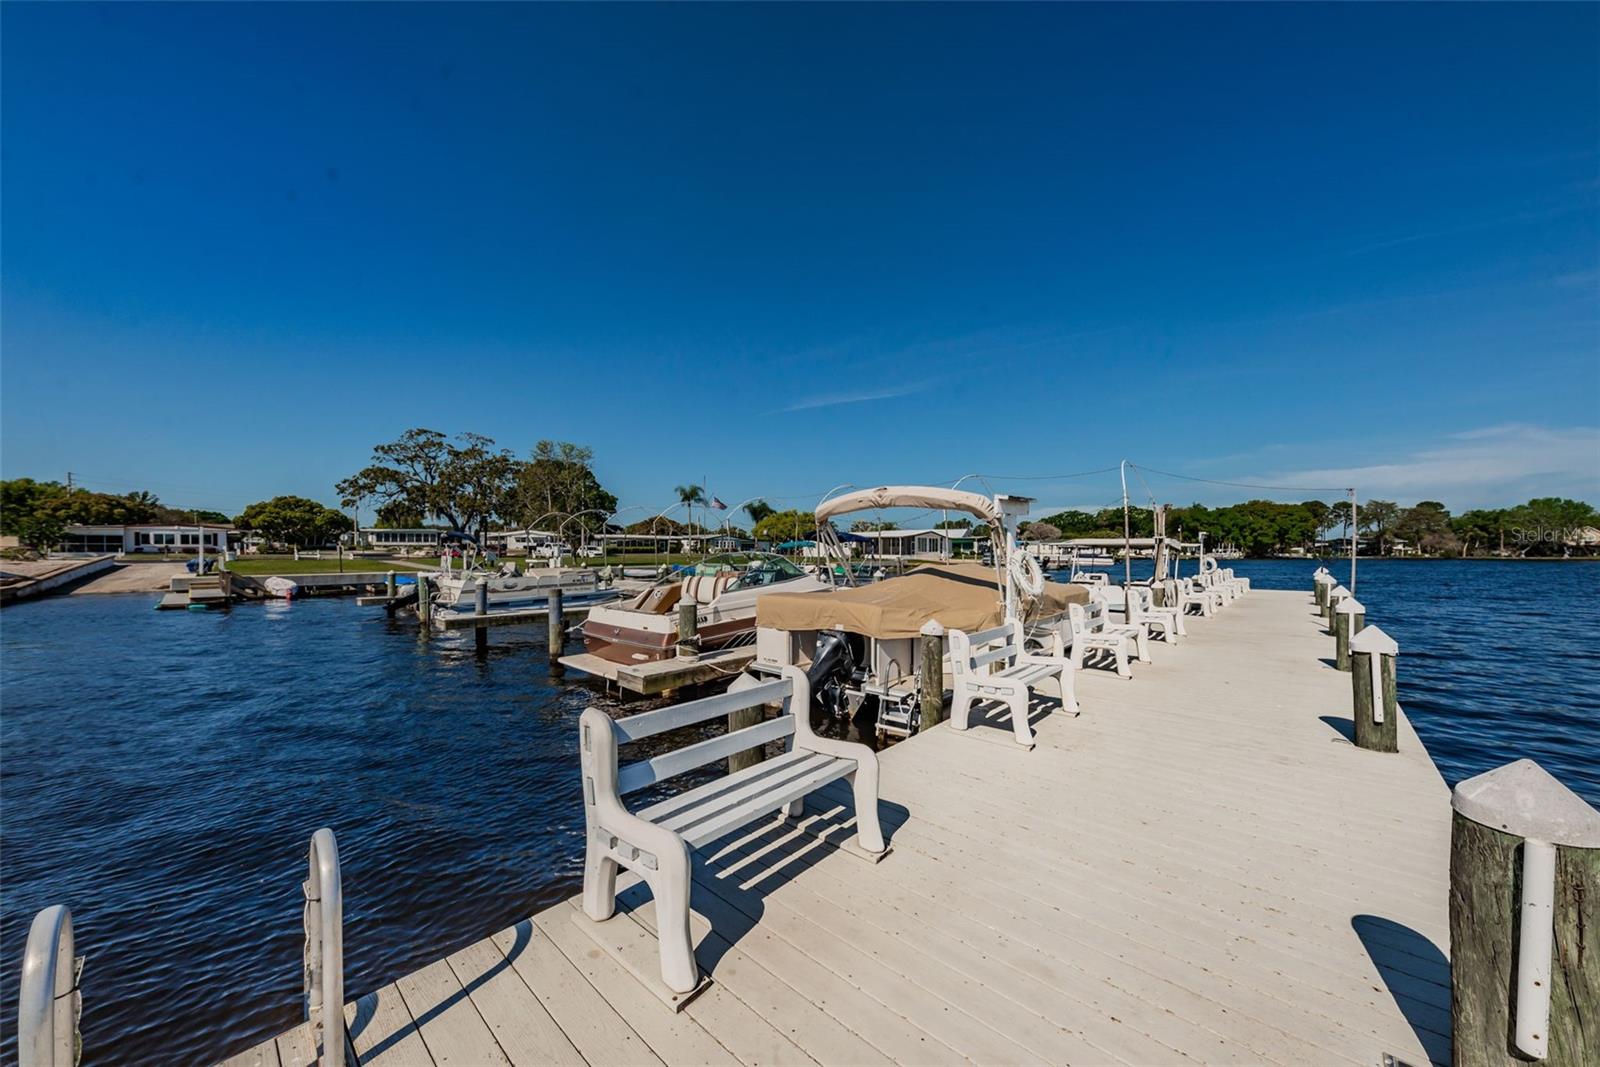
724,556,806,591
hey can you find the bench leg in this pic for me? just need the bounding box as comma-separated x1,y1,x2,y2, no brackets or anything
1134,628,1151,663
783,796,805,819
1008,691,1034,747
1174,611,1187,636
1115,642,1131,679
582,841,619,922
848,767,886,855
950,688,973,731
646,838,699,995
1059,665,1078,714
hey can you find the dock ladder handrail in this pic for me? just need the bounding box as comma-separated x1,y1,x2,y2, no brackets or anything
302,827,345,1067
18,904,83,1067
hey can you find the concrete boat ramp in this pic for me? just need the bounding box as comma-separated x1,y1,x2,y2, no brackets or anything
224,589,1452,1066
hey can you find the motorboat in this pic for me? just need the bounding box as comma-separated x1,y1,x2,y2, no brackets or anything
429,533,619,615
735,485,1088,742
432,563,616,614
262,576,299,600
581,553,833,664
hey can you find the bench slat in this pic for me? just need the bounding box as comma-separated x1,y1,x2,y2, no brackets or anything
639,750,844,837
969,646,1013,669
671,756,856,849
966,624,1012,646
610,680,791,743
617,715,796,796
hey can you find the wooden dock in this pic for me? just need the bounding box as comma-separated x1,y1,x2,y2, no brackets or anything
223,589,1452,1066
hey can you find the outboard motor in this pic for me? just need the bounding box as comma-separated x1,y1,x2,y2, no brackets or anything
806,630,858,722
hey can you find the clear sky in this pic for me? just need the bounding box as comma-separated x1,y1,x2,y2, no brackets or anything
3,3,1596,522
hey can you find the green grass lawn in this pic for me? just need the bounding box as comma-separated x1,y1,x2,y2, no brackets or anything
224,556,424,575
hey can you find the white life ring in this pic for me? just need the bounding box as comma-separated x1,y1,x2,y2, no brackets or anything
1009,547,1046,598
1201,556,1219,574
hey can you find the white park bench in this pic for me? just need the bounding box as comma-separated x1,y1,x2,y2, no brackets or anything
1066,601,1143,678
578,665,886,996
1127,584,1183,642
1220,567,1249,594
948,618,1075,748
1162,577,1213,619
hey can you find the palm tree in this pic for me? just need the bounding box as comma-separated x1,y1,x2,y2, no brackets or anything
675,484,706,537
744,499,775,525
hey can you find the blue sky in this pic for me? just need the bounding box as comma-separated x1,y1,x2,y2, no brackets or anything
3,3,1596,523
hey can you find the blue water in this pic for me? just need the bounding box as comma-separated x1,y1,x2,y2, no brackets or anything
1,560,1596,1065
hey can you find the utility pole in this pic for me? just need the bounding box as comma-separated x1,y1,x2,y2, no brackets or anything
65,472,75,494
1349,488,1358,596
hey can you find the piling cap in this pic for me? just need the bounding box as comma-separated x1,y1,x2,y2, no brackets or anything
1314,571,1334,584
1452,759,1600,846
1330,584,1350,598
1335,596,1364,615
1349,624,1397,656
920,619,945,637
1313,566,1329,576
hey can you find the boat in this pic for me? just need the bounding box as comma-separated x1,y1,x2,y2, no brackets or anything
262,576,299,600
581,553,834,664
735,486,1088,741
432,565,617,614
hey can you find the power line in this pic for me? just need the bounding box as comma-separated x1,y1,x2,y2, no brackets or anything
1128,463,1350,495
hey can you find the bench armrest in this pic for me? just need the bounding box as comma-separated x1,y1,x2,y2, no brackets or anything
783,664,875,768
579,707,690,866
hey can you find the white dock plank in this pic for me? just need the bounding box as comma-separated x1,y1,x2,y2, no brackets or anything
394,956,511,1066
492,919,665,1067
273,1021,318,1067
218,1037,283,1067
344,983,434,1066
443,936,584,1067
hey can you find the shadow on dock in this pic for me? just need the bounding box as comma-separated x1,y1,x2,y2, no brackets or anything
1352,914,1453,1066
1318,713,1356,743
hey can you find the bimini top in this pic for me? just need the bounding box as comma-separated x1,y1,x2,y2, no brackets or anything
815,486,1003,527
756,563,1089,640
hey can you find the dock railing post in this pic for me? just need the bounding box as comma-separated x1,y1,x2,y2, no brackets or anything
919,619,946,732
1325,583,1349,631
1349,624,1398,752
547,586,564,662
1334,596,1365,671
385,571,395,599
1314,569,1334,609
1449,760,1600,1066
17,904,81,1067
303,828,345,1067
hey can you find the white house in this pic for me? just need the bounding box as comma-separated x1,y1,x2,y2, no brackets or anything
864,527,977,561
358,527,446,552
59,523,234,555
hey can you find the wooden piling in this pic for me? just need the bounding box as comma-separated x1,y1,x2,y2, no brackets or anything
1334,596,1364,671
474,580,488,653
1324,584,1348,631
547,587,564,661
919,620,946,732
1349,625,1398,752
415,575,431,625
1449,760,1600,1066
676,601,699,661
385,571,396,599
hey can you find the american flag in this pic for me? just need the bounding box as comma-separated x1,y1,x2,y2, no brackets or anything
710,496,727,510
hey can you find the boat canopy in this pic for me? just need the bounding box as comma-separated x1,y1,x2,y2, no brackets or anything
756,563,1088,640
1049,537,1183,548
815,486,1003,527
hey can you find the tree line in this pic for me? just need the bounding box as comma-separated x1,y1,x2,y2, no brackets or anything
1026,497,1598,558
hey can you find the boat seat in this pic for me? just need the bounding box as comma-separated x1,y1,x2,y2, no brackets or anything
634,583,683,615
681,573,735,605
